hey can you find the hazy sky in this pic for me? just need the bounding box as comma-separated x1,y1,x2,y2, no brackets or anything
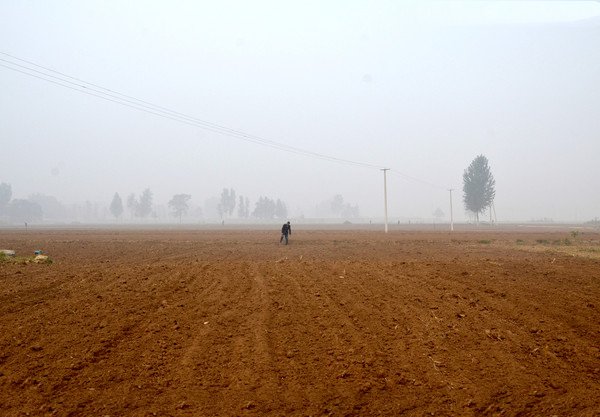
1,1,599,221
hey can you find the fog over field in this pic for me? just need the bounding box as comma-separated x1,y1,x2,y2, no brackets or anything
1,1,599,223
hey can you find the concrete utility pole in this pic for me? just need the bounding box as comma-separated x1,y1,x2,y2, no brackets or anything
382,168,390,233
448,189,454,232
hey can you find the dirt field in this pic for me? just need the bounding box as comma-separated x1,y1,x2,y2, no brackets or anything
0,228,599,416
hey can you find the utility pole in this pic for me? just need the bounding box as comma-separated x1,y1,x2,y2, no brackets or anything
382,168,390,233
448,189,454,232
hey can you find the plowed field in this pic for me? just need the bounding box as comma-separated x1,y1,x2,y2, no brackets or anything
1,228,599,416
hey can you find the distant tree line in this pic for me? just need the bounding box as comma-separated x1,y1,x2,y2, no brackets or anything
252,196,288,220
0,183,43,223
1,180,352,225
108,187,289,223
126,189,154,219
312,194,360,219
330,194,360,218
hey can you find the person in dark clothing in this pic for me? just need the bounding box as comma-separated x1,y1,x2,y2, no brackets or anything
280,221,291,244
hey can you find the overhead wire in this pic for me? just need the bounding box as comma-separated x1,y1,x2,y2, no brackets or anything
0,51,452,189
0,54,381,169
388,170,449,191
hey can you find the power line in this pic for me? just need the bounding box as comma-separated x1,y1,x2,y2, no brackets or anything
0,51,452,189
0,54,376,168
388,170,449,190
0,54,381,169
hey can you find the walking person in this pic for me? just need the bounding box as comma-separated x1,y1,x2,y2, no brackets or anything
280,221,292,245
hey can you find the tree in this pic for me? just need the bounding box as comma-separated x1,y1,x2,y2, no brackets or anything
253,196,276,219
237,195,250,218
0,183,12,214
341,203,360,218
218,188,236,218
168,194,191,223
28,194,68,221
237,195,245,218
228,189,236,216
138,189,153,218
126,189,153,219
331,194,344,216
275,199,288,219
252,196,287,220
244,197,250,218
463,155,495,224
126,193,137,219
433,207,444,220
110,193,124,220
327,194,359,218
8,199,43,223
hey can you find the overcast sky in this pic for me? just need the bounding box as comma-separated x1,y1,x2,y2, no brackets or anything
1,1,599,221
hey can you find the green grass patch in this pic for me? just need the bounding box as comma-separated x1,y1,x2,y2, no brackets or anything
536,239,549,244
477,239,492,244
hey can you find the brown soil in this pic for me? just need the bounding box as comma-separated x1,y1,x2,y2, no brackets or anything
0,229,599,416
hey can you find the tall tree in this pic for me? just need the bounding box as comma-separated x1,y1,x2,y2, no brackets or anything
138,188,153,218
228,188,236,216
253,196,276,219
237,195,249,218
218,188,236,218
331,194,344,216
275,199,287,219
126,189,153,219
217,190,226,218
110,193,124,220
244,197,250,218
463,155,495,224
0,183,12,213
168,194,191,223
252,196,287,220
126,193,138,218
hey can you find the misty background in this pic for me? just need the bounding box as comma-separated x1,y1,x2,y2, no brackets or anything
1,1,599,224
